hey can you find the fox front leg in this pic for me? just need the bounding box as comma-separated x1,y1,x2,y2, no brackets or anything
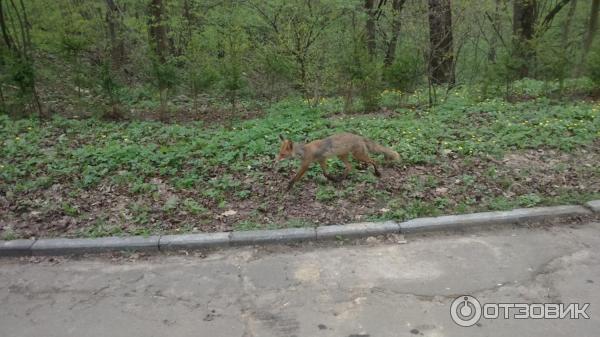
286,180,295,190
319,160,339,182
287,162,310,191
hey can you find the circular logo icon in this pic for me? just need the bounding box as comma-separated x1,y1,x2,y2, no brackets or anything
450,295,482,327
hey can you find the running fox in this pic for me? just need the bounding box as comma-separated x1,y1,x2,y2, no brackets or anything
276,132,399,190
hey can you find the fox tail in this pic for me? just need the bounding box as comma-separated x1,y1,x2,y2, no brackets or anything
365,138,400,160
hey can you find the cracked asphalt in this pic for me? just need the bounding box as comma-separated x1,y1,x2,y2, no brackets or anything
1,221,600,337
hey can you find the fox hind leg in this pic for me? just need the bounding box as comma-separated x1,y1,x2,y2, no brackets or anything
338,154,353,179
319,160,337,181
352,149,381,177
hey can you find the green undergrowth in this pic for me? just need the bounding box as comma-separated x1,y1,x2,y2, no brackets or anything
1,83,599,237
2,93,599,192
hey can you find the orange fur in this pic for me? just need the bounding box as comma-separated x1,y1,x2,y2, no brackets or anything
276,133,399,190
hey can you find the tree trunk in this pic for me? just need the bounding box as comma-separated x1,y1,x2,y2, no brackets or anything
148,0,169,120
365,0,376,57
488,0,501,62
384,0,406,66
562,0,577,45
148,0,169,63
513,0,536,78
428,0,455,85
583,0,599,55
17,0,44,117
0,0,14,49
105,0,125,70
3,0,44,117
182,0,193,47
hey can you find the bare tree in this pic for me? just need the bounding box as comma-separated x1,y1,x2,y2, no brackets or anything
248,0,339,97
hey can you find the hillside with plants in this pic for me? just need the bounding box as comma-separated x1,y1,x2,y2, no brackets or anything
1,0,599,239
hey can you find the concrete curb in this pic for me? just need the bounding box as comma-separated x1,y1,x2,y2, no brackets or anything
1,201,598,257
159,232,230,251
316,221,400,240
230,227,316,246
399,205,592,234
0,239,35,257
585,200,600,213
31,236,160,256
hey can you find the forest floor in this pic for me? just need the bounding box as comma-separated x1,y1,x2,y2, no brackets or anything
1,86,600,239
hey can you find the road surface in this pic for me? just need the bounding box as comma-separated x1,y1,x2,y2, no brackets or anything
1,222,600,337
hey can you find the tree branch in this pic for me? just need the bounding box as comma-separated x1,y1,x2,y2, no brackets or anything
540,0,571,30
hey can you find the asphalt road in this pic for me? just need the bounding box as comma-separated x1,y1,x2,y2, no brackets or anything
1,222,600,337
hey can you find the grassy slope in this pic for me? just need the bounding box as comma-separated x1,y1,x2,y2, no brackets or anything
1,87,600,239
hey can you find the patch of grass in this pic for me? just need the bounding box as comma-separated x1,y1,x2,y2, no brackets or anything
0,227,19,240
517,193,543,207
131,202,152,224
61,202,79,216
80,216,123,238
280,218,314,228
162,196,180,214
129,225,159,237
182,198,207,215
316,185,338,202
235,220,263,231
378,198,442,222
487,196,518,211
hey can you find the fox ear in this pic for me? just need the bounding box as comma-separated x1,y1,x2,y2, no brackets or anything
279,134,285,141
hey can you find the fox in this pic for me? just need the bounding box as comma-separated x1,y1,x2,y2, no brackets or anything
276,132,400,190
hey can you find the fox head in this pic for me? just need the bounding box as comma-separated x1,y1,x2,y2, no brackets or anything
276,134,294,161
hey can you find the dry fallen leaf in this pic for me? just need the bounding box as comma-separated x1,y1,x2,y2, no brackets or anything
435,187,449,196
220,210,237,217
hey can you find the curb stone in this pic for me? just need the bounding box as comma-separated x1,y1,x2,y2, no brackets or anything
230,227,316,246
316,221,400,240
31,236,160,256
0,239,35,257
585,200,600,213
399,205,591,233
159,232,230,250
0,203,597,257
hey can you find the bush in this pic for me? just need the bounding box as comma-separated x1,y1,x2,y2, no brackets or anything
98,60,122,119
0,51,38,117
479,50,521,98
335,28,382,112
383,51,423,92
358,60,382,112
587,44,600,86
